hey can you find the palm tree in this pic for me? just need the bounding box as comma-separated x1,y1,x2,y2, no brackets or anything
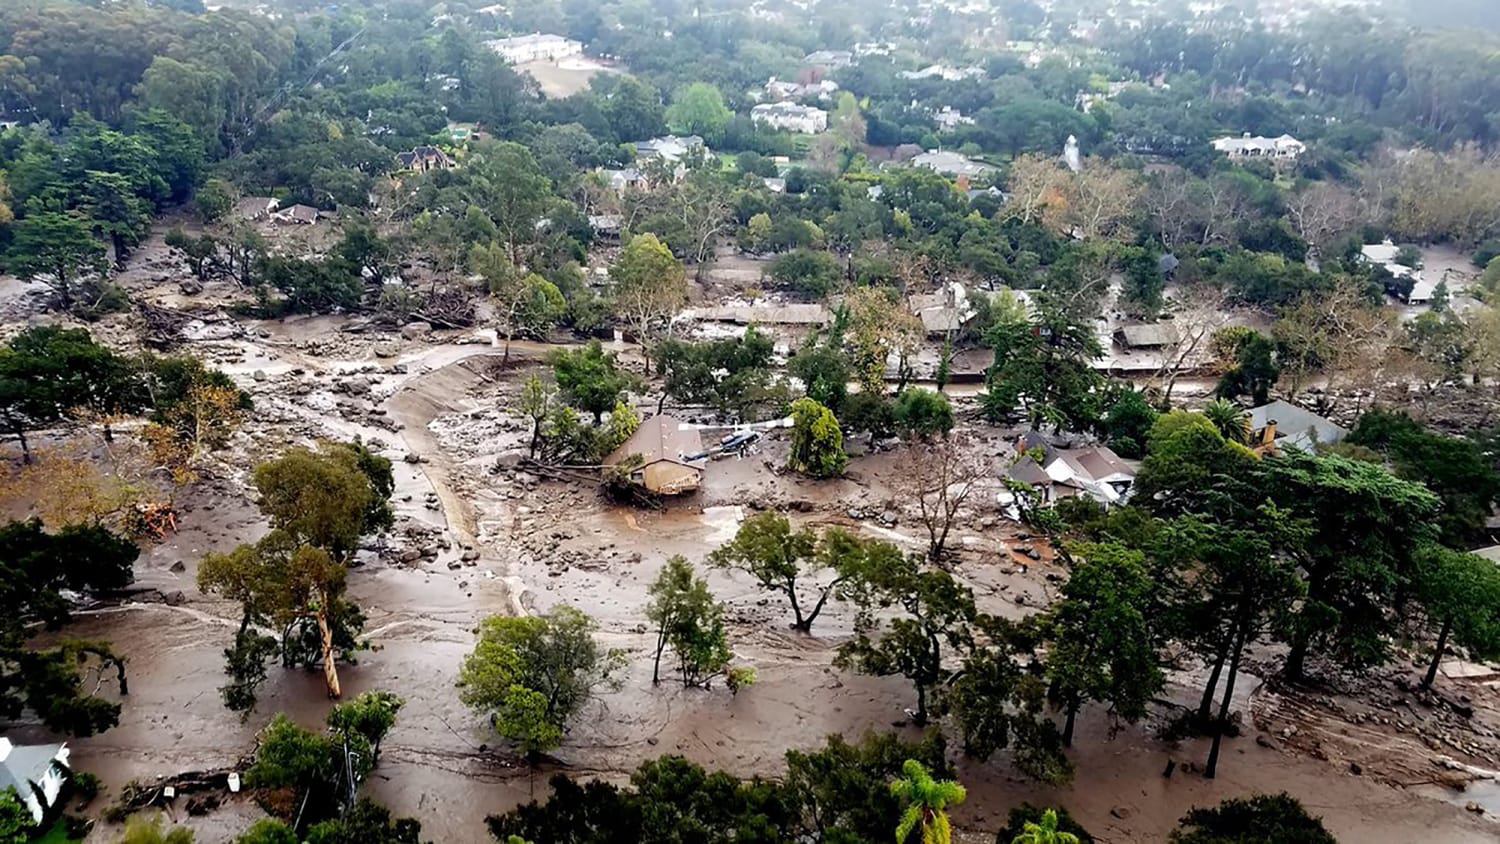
1203,397,1250,444
1011,808,1080,844
891,759,966,844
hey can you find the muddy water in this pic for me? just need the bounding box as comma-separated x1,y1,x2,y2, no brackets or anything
20,317,1494,844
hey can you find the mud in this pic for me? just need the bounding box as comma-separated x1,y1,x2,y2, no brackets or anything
4,235,1498,843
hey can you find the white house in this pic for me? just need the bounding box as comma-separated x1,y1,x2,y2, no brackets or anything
486,33,583,64
763,77,839,102
1211,133,1306,161
911,150,993,179
750,102,828,134
1005,432,1137,507
899,64,984,81
0,737,70,824
634,135,705,163
1361,239,1434,304
933,106,974,132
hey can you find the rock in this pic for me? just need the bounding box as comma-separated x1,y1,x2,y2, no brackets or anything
461,550,481,562
399,549,422,564
400,322,432,340
403,452,423,464
252,369,267,382
1256,734,1275,749
1349,761,1362,775
374,342,400,358
169,561,187,573
1465,802,1484,814
448,560,462,570
1110,806,1132,820
178,279,204,296
646,737,659,746
163,590,186,607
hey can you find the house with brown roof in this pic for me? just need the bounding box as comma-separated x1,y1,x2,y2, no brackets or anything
395,145,455,172
271,204,321,225
605,415,706,495
1005,431,1137,506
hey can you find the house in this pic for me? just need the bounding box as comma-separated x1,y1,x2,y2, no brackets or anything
233,197,278,222
394,146,454,172
446,123,480,143
0,737,70,824
486,33,583,64
803,50,854,69
761,177,787,193
1005,432,1137,507
271,204,320,225
910,282,974,336
588,214,623,237
1247,400,1347,454
750,103,828,134
605,415,706,495
600,167,647,192
1211,133,1306,161
1114,323,1180,350
763,77,839,102
634,135,705,163
933,106,974,132
911,150,993,179
1361,239,1433,304
899,64,984,81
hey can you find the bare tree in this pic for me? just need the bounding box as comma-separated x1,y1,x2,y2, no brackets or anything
1152,286,1233,402
1284,182,1359,258
1143,170,1208,250
1065,160,1144,242
894,438,991,562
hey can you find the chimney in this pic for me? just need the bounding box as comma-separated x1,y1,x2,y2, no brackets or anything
1262,419,1278,446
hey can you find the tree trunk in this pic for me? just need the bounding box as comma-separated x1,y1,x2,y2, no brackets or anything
317,602,342,700
913,683,928,726
1198,643,1229,722
1284,631,1308,683
13,424,31,464
1062,698,1079,747
787,582,807,632
652,622,667,685
1204,626,1246,779
1423,617,1452,689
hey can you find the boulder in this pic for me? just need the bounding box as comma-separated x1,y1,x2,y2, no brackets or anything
400,322,433,341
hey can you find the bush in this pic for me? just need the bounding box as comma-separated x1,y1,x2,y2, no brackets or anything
892,389,953,440
768,249,843,296
70,771,102,802
1473,239,1500,268
995,804,1094,843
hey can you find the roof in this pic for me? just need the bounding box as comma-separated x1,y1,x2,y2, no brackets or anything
1247,401,1347,451
1006,455,1052,486
1116,323,1179,348
751,102,827,119
1067,446,1134,481
606,415,705,469
684,304,830,325
911,150,993,178
0,739,67,799
488,33,578,48
275,204,319,223
1211,133,1304,155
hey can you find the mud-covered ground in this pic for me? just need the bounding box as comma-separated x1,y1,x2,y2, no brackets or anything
5,230,1500,843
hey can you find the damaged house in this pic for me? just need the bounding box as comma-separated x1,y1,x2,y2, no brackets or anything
605,415,706,495
1005,432,1137,507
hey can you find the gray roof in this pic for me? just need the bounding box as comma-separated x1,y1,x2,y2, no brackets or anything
0,741,67,798
1248,400,1347,451
1006,455,1051,486
1116,323,1179,348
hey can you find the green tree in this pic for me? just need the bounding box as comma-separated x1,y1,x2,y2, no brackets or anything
0,519,137,736
1348,410,1500,545
890,759,966,844
550,340,635,424
769,248,844,296
1201,398,1250,444
645,556,740,689
195,178,236,223
1214,330,1280,406
328,690,405,760
1044,543,1163,746
706,512,849,633
81,170,153,264
245,714,356,824
0,326,146,458
518,374,558,459
981,303,1105,432
5,211,108,311
120,814,194,844
1011,808,1082,844
305,798,423,844
1100,389,1158,457
458,607,626,756
0,789,30,844
998,806,1093,844
1414,545,1500,689
788,397,848,478
1170,793,1336,844
665,83,732,143
236,820,299,844
893,389,954,440
612,233,687,371
836,540,976,725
